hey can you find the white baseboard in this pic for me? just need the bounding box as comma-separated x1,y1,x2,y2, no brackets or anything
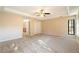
42,33,76,40
0,35,22,42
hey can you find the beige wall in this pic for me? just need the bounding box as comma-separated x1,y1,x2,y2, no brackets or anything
76,11,79,38
0,11,23,42
0,10,42,40
42,16,74,37
0,11,3,27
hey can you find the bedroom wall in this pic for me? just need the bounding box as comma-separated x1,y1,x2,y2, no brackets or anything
42,16,75,38
0,11,23,42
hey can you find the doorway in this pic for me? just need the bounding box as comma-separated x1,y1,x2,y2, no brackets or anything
23,19,30,37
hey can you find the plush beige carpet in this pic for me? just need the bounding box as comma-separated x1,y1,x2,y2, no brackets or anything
0,35,79,53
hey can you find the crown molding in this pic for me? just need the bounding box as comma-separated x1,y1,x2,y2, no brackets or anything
3,7,69,20
4,7,36,18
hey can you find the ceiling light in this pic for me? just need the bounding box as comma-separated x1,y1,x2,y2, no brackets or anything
34,9,51,17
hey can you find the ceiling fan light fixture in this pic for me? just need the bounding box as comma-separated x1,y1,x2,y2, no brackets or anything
35,9,50,17
40,14,45,17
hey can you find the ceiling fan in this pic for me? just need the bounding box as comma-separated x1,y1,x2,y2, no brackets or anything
34,9,51,17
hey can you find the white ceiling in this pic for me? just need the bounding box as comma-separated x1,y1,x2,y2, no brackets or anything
3,6,68,20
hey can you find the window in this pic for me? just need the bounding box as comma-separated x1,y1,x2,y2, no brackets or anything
68,19,75,35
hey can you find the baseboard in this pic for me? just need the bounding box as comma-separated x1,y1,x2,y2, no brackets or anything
0,35,22,42
42,33,64,37
42,33,76,40
29,33,43,37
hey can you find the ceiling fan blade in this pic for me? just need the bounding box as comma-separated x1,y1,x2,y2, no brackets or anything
34,9,51,17
34,12,40,16
44,13,50,15
36,14,40,16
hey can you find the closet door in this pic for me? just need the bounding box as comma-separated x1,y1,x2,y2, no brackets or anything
34,20,41,34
